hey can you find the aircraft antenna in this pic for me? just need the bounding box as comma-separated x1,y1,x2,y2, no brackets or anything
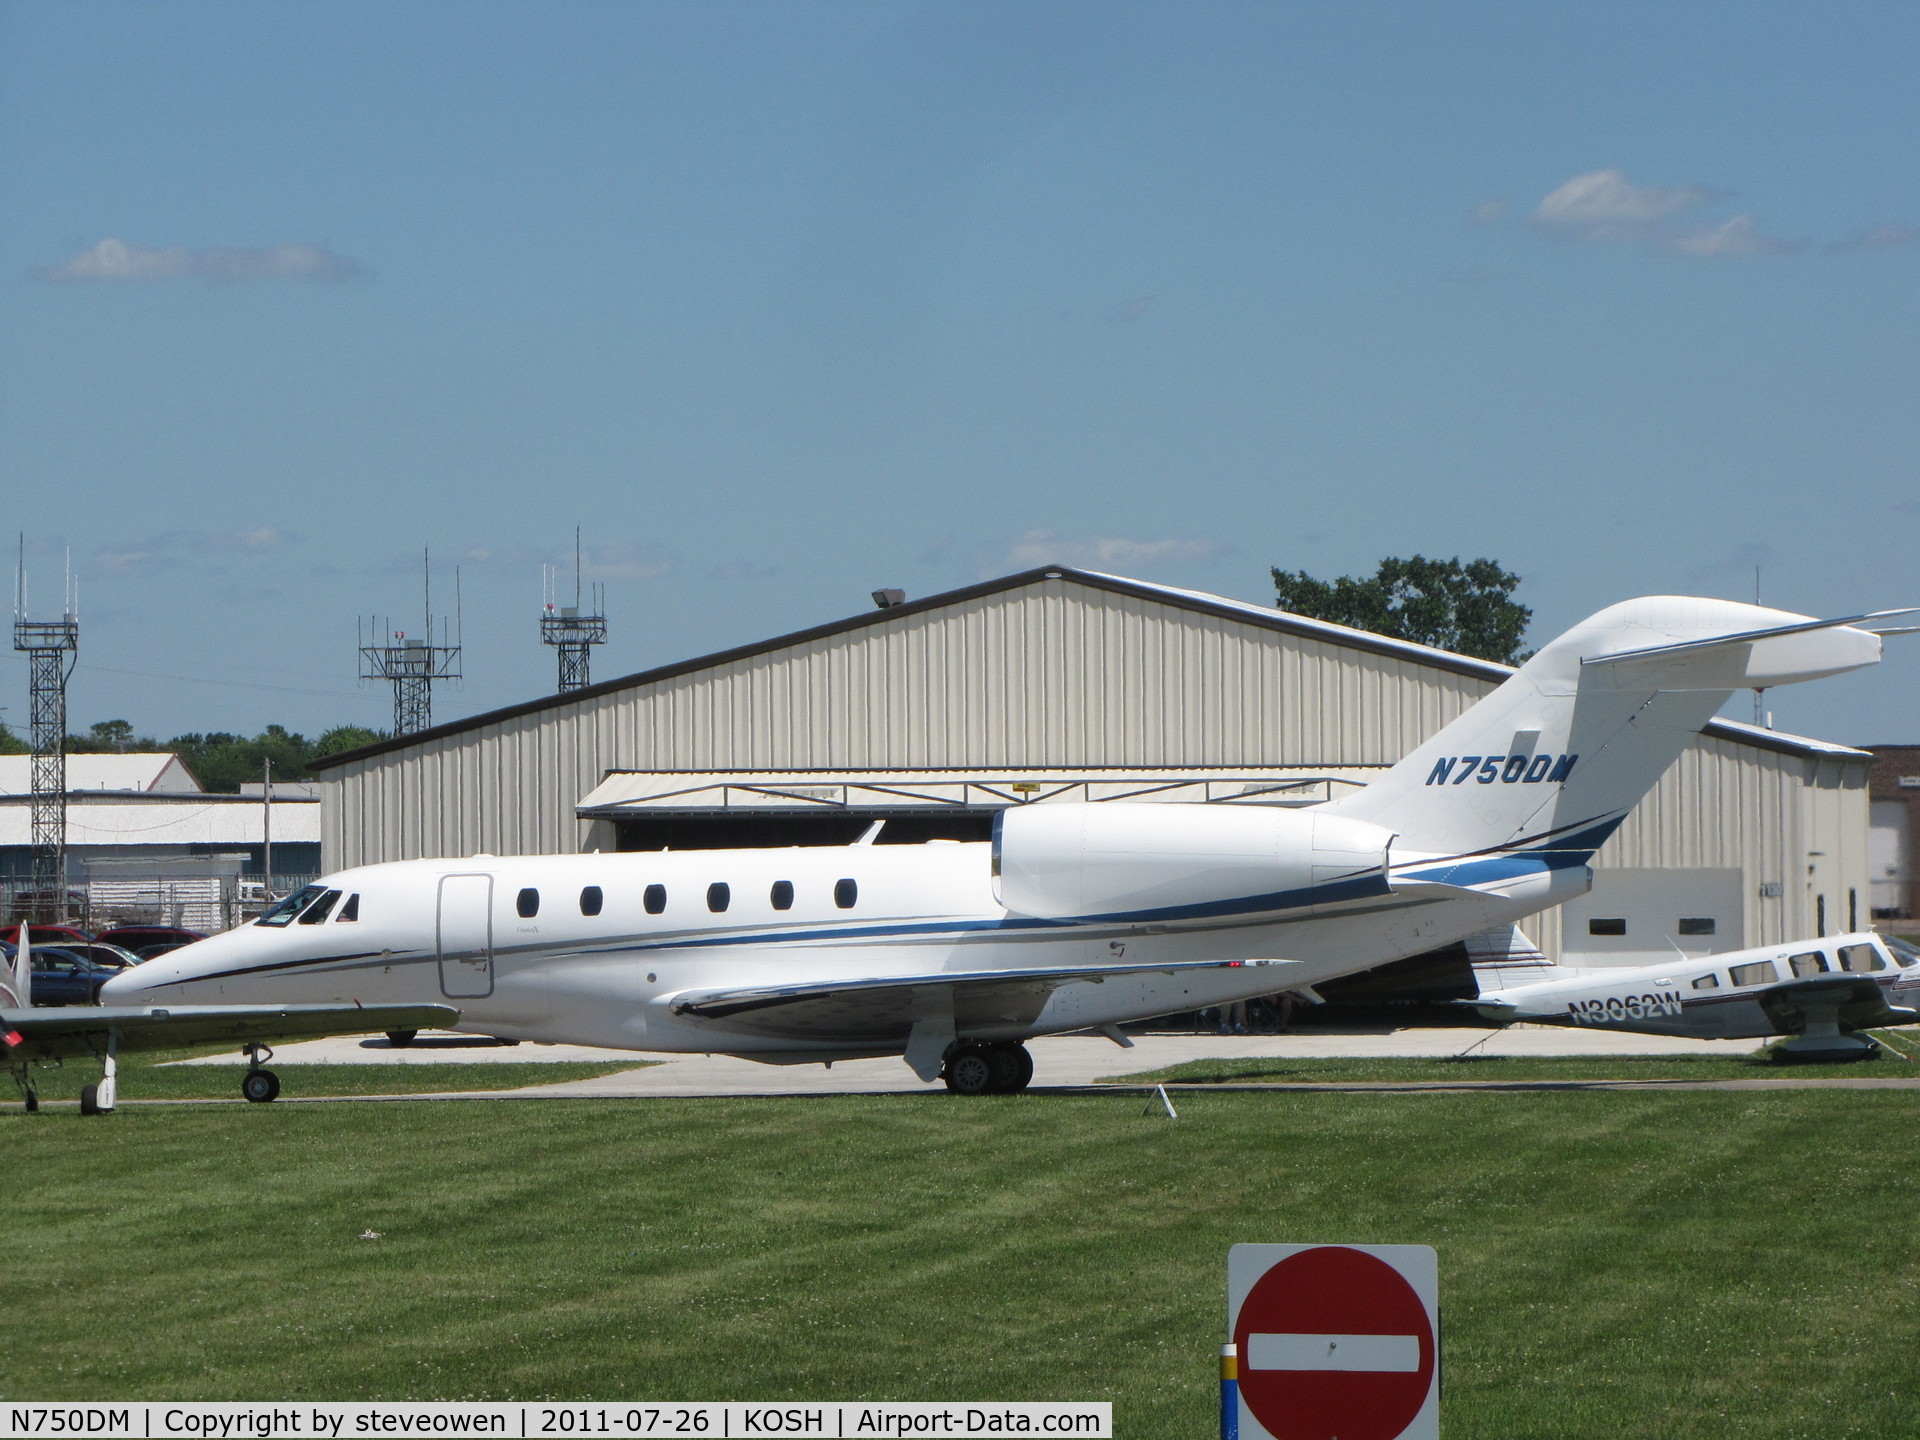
12,535,80,920
540,526,607,694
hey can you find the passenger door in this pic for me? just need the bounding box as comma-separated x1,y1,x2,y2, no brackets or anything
437,874,495,999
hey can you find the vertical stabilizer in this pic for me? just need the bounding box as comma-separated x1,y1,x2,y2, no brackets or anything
1323,597,1884,860
2,924,27,1009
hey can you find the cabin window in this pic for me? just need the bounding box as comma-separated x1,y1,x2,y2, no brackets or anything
834,878,858,909
298,889,342,925
1588,918,1626,937
1677,918,1715,936
336,893,360,922
707,882,731,913
580,886,604,917
644,884,667,915
770,880,794,911
517,887,540,919
1729,960,1779,987
1789,951,1828,978
257,884,326,927
1691,973,1720,990
1838,943,1884,973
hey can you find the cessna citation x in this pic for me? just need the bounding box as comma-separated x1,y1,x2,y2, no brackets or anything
1472,931,1920,1060
91,595,1914,1107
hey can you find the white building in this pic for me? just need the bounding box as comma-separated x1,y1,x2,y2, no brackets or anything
310,566,1872,968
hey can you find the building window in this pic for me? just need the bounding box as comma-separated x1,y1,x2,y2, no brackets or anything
337,893,360,922
1817,894,1827,937
644,884,666,915
1729,960,1779,987
1789,951,1828,977
835,878,858,909
1588,918,1626,936
517,888,540,918
770,880,794,911
1677,918,1715,936
708,882,730,913
298,890,342,925
1691,973,1720,990
580,886,603,917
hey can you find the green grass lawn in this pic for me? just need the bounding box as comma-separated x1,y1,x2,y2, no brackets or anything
4,1090,1919,1438
1097,1045,1920,1085
12,1053,649,1101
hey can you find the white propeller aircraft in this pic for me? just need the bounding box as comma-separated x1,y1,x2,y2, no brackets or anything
90,595,1913,1107
1470,930,1920,1060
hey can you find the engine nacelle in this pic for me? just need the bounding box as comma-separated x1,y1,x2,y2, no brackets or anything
992,802,1395,921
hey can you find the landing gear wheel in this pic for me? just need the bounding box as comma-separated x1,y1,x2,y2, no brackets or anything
24,1089,39,1114
987,1043,1035,1093
242,1069,281,1104
385,1029,417,1047
943,1045,994,1096
80,1083,102,1117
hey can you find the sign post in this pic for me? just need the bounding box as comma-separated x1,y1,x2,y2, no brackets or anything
1226,1244,1438,1440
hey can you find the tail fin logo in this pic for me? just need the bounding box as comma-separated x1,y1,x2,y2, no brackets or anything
1425,754,1579,787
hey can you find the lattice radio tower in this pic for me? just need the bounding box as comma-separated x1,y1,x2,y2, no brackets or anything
541,529,607,693
12,538,79,916
359,550,462,736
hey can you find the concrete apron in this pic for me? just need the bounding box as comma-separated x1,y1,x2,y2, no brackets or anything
171,1027,1776,1099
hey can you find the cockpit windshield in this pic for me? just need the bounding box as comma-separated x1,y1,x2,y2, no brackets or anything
256,884,327,928
1886,936,1920,969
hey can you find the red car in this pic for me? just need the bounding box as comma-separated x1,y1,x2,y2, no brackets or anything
94,925,206,952
23,924,93,947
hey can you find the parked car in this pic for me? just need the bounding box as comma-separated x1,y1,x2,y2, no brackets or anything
25,924,93,947
26,947,117,1006
135,941,192,960
95,925,205,951
52,942,144,970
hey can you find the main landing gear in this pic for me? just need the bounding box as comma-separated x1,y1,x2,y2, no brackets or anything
242,1043,281,1103
942,1041,1034,1096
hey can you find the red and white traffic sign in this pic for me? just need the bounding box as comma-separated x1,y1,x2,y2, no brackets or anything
1227,1243,1438,1440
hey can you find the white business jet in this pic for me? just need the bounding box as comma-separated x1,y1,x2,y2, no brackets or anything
97,595,1915,1104
1471,930,1920,1060
2,924,454,1114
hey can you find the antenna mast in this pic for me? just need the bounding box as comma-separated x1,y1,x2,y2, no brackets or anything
540,528,607,693
359,547,462,735
13,536,80,919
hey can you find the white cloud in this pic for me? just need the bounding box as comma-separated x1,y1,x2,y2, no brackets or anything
95,527,293,572
1662,215,1803,259
1830,223,1920,252
40,238,369,283
997,530,1223,574
1467,199,1507,227
1530,169,1713,241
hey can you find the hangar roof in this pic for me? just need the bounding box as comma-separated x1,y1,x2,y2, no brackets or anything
310,565,1866,771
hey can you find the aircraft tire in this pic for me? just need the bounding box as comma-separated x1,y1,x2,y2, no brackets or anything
386,1029,418,1048
987,1043,1034,1093
80,1083,102,1117
242,1069,282,1104
944,1045,994,1096
24,1090,39,1114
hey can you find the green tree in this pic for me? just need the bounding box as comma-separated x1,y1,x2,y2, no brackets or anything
1272,554,1532,664
0,721,27,755
312,725,387,759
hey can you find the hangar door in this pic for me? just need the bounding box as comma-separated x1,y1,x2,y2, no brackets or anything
1561,868,1745,967
437,873,495,999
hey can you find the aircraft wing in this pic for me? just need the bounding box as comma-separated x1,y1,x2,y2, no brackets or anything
0,1002,460,1064
668,958,1294,1041
1756,975,1919,1032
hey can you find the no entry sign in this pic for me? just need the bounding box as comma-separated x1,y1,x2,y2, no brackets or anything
1227,1244,1438,1440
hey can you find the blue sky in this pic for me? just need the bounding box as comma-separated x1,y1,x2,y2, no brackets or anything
1,1,1915,745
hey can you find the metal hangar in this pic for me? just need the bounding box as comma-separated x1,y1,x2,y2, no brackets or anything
309,566,1871,968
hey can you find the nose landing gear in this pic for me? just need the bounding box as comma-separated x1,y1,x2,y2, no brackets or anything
242,1043,281,1103
941,1041,1035,1095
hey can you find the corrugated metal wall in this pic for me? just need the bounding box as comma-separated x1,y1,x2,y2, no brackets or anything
323,575,1870,958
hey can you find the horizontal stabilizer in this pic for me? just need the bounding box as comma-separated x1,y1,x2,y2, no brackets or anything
0,1002,459,1064
1581,610,1905,690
